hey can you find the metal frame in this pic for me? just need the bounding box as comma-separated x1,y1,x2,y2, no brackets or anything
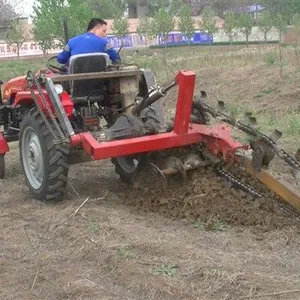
51,70,142,83
69,71,245,161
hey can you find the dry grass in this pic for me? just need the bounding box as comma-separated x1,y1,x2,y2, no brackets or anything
1,44,300,299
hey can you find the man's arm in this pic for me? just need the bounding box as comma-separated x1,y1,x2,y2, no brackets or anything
57,44,71,64
105,41,121,63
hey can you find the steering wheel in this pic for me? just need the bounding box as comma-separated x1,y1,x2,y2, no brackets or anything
47,55,68,74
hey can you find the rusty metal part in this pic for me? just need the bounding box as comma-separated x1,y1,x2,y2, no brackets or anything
270,129,282,143
250,139,275,171
244,112,257,127
240,156,300,210
149,153,207,188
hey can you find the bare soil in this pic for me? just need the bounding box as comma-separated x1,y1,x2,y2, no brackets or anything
2,48,300,300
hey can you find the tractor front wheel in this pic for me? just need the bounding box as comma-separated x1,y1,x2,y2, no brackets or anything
20,108,69,201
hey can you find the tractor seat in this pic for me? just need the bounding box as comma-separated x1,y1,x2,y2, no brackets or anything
68,53,109,103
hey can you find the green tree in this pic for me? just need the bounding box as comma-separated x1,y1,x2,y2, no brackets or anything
112,12,129,44
178,5,195,45
273,14,288,77
200,6,217,56
87,0,127,19
33,18,57,56
6,20,26,58
237,13,253,47
273,13,288,42
200,7,218,36
136,16,152,45
261,0,300,23
258,11,273,43
291,13,300,64
148,0,182,16
32,0,92,46
0,0,18,26
223,12,237,45
151,8,174,44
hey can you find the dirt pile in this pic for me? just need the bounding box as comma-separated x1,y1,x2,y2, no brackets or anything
118,164,299,230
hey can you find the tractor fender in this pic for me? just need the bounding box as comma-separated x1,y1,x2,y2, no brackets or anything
13,90,74,117
0,132,9,155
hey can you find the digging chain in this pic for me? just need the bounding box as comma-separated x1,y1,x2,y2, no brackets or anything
203,103,300,172
214,167,263,198
26,71,66,144
199,103,300,218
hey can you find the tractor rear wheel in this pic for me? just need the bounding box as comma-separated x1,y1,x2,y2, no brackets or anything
192,98,209,125
0,155,4,179
112,154,147,184
19,108,69,201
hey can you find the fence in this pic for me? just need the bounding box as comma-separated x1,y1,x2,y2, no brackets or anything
0,26,282,59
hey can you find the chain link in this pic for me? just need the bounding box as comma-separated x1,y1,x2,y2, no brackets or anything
203,103,300,172
214,166,263,198
26,71,66,144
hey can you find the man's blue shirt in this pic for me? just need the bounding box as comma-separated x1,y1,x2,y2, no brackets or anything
57,32,120,64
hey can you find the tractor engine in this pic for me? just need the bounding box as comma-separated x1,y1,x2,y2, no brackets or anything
66,57,165,142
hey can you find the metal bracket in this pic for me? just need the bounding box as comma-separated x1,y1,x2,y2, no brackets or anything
44,77,75,138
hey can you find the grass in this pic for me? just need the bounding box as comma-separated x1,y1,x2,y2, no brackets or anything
153,264,179,276
212,219,228,232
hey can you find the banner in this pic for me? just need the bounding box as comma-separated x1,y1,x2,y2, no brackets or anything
0,41,61,58
158,31,213,45
0,32,212,59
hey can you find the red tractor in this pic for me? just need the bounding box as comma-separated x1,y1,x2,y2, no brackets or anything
0,52,300,209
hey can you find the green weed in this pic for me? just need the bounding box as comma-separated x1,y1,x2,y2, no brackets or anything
153,264,179,276
212,219,228,231
265,51,277,65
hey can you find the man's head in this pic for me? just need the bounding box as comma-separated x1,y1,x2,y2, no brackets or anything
87,18,107,37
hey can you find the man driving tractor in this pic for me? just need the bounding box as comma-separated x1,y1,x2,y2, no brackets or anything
57,18,121,65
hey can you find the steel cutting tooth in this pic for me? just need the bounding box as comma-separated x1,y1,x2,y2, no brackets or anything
244,112,257,127
149,162,168,189
270,129,282,143
218,101,225,111
183,153,207,169
165,156,187,181
200,90,207,99
249,116,257,127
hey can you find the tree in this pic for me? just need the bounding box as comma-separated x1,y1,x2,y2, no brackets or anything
273,13,288,42
0,0,18,26
292,13,300,41
151,8,174,45
261,0,300,23
178,5,195,45
148,0,182,16
6,20,27,58
32,0,92,47
200,7,217,47
87,0,127,19
32,19,56,55
223,12,237,45
291,13,300,64
112,12,129,44
237,13,253,47
136,16,152,45
258,11,273,43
